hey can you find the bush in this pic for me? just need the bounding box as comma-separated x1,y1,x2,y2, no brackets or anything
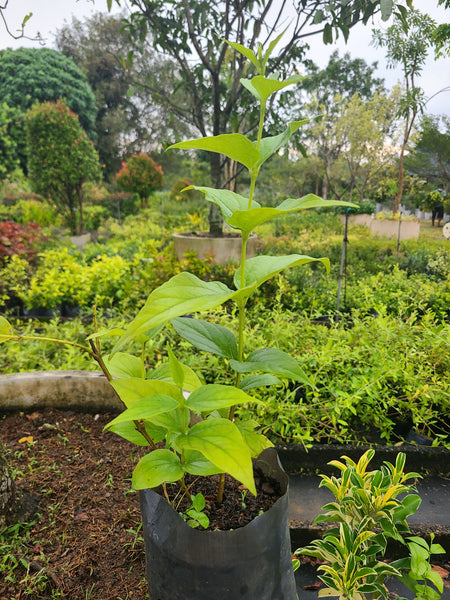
116,153,164,208
0,220,43,264
170,178,197,202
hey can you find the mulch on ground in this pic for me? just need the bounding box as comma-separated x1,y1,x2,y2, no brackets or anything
0,408,282,600
1,409,149,600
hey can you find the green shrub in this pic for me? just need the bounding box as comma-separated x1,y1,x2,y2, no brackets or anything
83,204,110,231
0,255,30,307
115,153,164,208
170,178,196,202
1,198,59,227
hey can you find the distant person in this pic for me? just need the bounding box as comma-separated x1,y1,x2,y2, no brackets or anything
432,202,444,227
431,188,444,227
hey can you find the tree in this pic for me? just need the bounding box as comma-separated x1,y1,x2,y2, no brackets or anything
0,439,15,527
55,12,189,179
296,52,386,199
299,50,385,113
373,10,439,213
337,89,400,202
115,0,411,235
116,153,164,208
0,47,97,141
25,100,102,235
406,115,450,190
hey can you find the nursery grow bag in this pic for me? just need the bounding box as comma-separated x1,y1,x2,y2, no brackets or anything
139,447,297,600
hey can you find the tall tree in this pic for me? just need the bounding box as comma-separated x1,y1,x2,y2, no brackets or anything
55,12,189,179
293,51,386,199
337,89,400,202
0,47,97,139
299,50,385,112
373,9,439,213
25,100,102,235
406,114,450,190
114,0,412,235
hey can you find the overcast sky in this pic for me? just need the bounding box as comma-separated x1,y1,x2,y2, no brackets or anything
1,0,449,116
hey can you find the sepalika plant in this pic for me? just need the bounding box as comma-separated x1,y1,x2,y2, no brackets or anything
294,450,426,600
0,35,355,511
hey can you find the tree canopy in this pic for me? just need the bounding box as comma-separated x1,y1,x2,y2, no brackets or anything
55,12,190,179
373,9,439,212
406,115,450,190
25,100,101,235
0,47,97,140
113,0,412,234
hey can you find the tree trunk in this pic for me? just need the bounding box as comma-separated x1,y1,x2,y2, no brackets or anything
0,439,15,527
393,143,406,215
209,150,224,236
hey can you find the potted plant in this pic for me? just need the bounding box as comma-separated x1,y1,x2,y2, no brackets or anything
1,36,355,599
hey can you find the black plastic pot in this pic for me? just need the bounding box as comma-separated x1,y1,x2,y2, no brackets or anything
139,447,297,600
406,428,433,446
22,305,62,319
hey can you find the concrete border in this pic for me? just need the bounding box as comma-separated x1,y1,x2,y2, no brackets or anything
0,370,122,412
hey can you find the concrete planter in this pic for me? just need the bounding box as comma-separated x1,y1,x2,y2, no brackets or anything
70,233,92,249
339,214,373,227
173,232,258,264
370,219,420,240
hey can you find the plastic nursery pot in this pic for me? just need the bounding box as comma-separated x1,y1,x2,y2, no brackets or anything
139,447,297,600
406,428,433,446
22,305,62,319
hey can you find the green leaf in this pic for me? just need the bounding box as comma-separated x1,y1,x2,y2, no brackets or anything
0,316,13,343
323,23,333,44
183,450,223,476
240,74,302,104
257,120,310,166
105,394,179,429
168,134,261,170
234,255,330,295
393,494,422,521
185,384,254,413
380,0,394,21
108,420,166,445
313,9,324,24
239,374,281,390
188,186,259,225
230,348,312,387
103,352,143,379
261,28,288,71
87,326,125,341
177,418,256,495
132,450,184,489
167,346,185,389
112,273,235,353
151,407,189,435
149,362,203,392
427,569,444,593
110,378,180,408
224,40,260,72
235,420,273,457
171,317,238,359
21,12,33,27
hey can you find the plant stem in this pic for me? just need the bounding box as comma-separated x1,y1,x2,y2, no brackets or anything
218,97,268,506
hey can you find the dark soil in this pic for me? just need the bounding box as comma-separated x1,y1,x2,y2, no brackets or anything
0,409,280,600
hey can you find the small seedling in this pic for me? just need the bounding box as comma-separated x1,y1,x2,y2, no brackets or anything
180,493,210,530
392,533,446,600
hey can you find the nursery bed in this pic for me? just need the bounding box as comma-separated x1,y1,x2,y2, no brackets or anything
1,409,449,600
